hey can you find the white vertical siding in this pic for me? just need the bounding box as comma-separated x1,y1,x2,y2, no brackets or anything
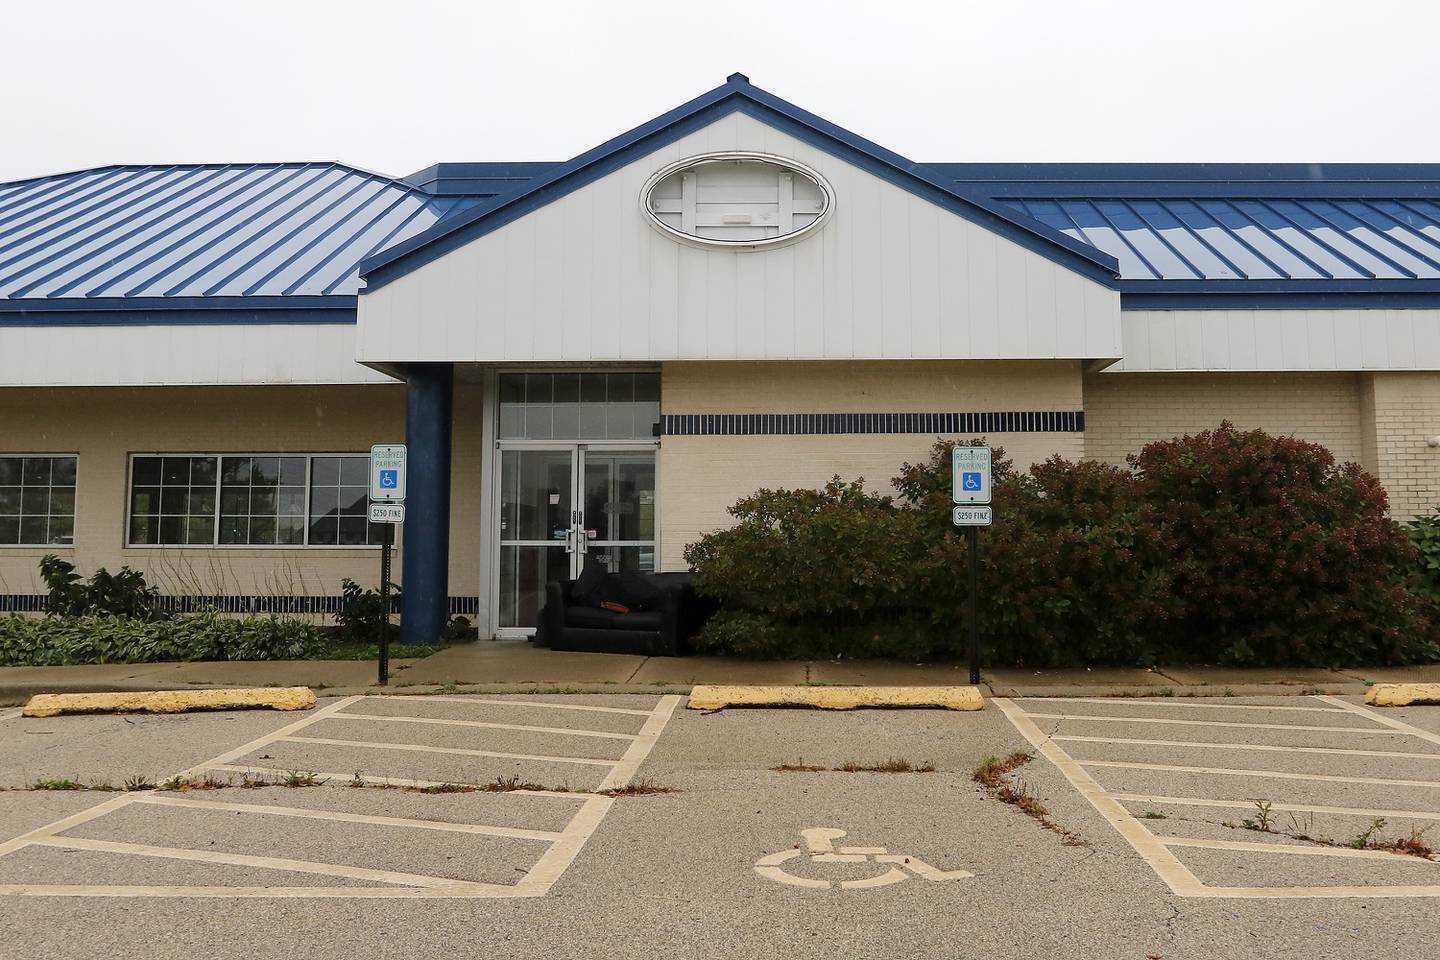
0,324,392,386
357,113,1122,363
1111,309,1440,372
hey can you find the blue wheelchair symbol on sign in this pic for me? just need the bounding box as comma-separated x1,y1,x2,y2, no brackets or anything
961,471,982,491
379,469,399,489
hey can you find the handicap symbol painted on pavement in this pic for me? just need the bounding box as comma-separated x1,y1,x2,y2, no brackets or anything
379,470,399,489
961,471,982,491
754,828,973,890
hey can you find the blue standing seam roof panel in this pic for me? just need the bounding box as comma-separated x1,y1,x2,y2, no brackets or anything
0,163,486,302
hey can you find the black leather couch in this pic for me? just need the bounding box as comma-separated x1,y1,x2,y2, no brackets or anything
536,564,710,656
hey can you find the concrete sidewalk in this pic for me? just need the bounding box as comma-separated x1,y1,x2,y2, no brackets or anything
4,639,1439,705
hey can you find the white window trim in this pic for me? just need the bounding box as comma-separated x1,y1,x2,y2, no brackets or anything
0,453,79,550
124,452,385,550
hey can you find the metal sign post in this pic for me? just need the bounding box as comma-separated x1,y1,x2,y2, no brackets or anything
369,444,407,686
951,447,993,686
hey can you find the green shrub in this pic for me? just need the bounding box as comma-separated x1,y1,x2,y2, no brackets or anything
1132,423,1436,666
1404,510,1440,607
39,554,166,620
336,578,401,642
684,425,1440,667
0,613,324,666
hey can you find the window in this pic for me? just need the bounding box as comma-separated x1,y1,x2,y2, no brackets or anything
128,454,382,547
498,372,660,441
0,455,77,546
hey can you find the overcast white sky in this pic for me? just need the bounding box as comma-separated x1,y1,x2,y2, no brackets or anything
3,0,1438,183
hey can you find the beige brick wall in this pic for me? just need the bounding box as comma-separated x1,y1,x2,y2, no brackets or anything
1083,372,1366,467
0,384,485,606
656,360,1084,570
1366,372,1440,519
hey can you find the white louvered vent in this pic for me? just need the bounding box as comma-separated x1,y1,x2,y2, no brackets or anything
641,152,833,248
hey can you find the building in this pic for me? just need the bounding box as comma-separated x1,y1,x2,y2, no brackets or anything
4,74,1440,643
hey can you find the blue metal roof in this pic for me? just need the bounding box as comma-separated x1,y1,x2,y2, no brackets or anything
0,163,480,303
929,164,1440,289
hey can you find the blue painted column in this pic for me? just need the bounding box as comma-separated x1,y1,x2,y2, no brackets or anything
400,363,453,645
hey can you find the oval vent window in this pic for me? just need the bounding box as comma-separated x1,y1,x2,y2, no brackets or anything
641,152,833,248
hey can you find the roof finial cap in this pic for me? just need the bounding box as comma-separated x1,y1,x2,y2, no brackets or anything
727,72,750,84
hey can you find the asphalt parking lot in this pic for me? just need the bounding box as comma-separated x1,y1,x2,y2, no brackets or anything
2,693,1439,959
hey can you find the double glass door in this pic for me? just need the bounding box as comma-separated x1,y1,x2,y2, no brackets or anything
497,445,656,631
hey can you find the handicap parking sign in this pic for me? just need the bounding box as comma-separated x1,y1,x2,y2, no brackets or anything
369,444,407,501
951,447,992,505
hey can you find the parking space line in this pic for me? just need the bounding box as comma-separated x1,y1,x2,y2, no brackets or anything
29,836,493,889
179,695,364,778
280,734,617,767
991,698,1206,896
1316,695,1440,749
1081,759,1440,788
1109,794,1440,822
1,693,681,899
1159,836,1440,862
513,796,613,895
1026,713,1401,734
596,694,682,792
396,696,653,717
997,696,1440,899
1055,735,1440,761
131,794,566,841
330,713,638,741
0,884,523,899
1018,697,1349,714
0,708,22,722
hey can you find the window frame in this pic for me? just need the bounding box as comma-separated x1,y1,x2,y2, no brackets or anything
0,453,79,549
125,452,383,550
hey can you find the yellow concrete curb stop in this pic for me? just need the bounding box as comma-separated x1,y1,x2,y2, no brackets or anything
687,684,983,711
22,687,318,718
1365,683,1440,707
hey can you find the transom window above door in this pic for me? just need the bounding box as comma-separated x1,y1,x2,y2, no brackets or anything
498,372,660,441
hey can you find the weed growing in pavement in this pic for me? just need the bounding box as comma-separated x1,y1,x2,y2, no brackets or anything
156,774,229,792
1156,688,1175,697
1351,819,1388,849
1222,687,1236,698
597,778,677,797
123,775,155,792
280,770,322,788
1142,811,1169,820
773,758,937,773
972,752,1087,846
30,778,85,791
350,770,366,788
1241,799,1276,833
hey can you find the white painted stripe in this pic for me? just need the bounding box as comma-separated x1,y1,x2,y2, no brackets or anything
596,694,682,792
0,884,529,899
0,708,23,722
1109,793,1440,822
323,712,637,741
1188,884,1440,899
280,735,617,767
0,794,140,859
1081,759,1440,789
991,698,1205,897
29,836,489,889
513,797,613,895
1026,712,1398,735
1016,697,1349,714
1160,836,1440,863
1316,695,1440,750
182,695,364,777
1055,735,1440,761
130,794,564,842
208,765,595,800
366,696,652,717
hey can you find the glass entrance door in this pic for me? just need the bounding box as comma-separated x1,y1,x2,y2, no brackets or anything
497,445,656,631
